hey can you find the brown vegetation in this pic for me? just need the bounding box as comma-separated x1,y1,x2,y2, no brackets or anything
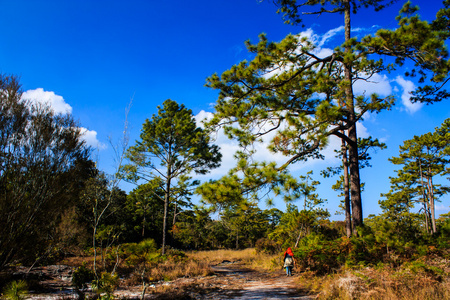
300,257,450,300
3,248,450,300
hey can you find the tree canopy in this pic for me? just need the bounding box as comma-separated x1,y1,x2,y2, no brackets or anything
201,0,449,232
0,74,94,269
122,99,222,254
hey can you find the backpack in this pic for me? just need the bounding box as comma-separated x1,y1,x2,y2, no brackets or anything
284,256,294,267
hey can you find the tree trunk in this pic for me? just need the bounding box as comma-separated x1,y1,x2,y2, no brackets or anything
162,174,171,255
142,206,146,237
93,200,98,278
93,228,98,277
423,201,430,233
101,240,105,270
344,0,363,230
342,134,352,237
294,224,305,248
172,202,178,227
428,169,437,233
418,159,430,233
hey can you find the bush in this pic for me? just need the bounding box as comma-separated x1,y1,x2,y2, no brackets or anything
2,280,28,300
92,272,119,299
72,262,95,290
436,218,450,249
255,238,281,254
165,247,187,262
294,234,353,274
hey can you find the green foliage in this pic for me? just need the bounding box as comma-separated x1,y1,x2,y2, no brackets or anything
269,204,331,248
121,239,159,266
172,206,215,249
381,118,450,234
72,262,95,290
364,214,423,259
197,158,297,211
120,180,165,244
91,272,119,300
219,201,271,249
403,260,444,277
1,280,28,300
122,99,221,254
204,0,449,235
0,74,95,269
294,234,354,274
173,204,282,250
285,217,448,275
292,230,382,273
255,238,281,254
77,175,128,236
122,99,222,183
436,217,450,249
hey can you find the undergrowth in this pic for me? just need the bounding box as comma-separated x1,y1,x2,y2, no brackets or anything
299,259,450,300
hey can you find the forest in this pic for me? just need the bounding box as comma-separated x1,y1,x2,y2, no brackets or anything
1,0,450,299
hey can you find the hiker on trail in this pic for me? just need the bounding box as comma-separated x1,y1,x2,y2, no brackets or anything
283,247,295,276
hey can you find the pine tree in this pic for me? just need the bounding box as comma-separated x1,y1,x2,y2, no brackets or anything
204,1,448,233
383,118,450,234
122,99,221,254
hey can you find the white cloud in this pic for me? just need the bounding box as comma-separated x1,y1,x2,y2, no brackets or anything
194,110,239,178
352,25,380,34
313,47,334,59
318,26,344,48
194,110,213,129
21,88,72,114
21,88,108,150
395,76,423,114
298,28,315,43
436,204,449,211
353,73,392,97
356,121,370,139
297,28,336,59
79,127,107,150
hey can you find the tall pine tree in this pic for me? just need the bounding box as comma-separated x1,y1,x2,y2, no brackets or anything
203,1,449,233
122,100,221,254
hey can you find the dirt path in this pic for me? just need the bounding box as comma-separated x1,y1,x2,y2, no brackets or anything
117,263,314,299
231,274,313,299
196,263,314,300
18,262,315,299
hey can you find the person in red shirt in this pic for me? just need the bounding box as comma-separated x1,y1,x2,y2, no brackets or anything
283,247,295,276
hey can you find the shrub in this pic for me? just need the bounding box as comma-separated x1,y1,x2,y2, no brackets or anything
2,280,28,300
91,272,119,299
72,262,95,290
436,218,450,249
255,238,281,254
294,234,354,274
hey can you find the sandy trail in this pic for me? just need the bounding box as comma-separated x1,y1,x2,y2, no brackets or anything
199,263,314,300
18,262,315,299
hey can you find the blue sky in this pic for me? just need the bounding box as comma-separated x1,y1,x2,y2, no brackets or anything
1,0,449,219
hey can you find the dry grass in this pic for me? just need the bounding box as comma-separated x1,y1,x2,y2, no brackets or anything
187,248,256,264
300,262,450,300
148,257,213,282
62,248,282,287
187,248,280,271
62,248,450,299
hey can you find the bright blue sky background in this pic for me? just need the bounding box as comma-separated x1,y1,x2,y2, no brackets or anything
1,0,449,219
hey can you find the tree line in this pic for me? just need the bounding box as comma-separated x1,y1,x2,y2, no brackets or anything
0,0,449,276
